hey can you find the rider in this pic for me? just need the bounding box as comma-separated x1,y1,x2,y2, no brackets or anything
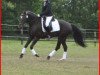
40,0,54,33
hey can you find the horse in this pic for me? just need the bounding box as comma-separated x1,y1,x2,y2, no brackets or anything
18,11,86,60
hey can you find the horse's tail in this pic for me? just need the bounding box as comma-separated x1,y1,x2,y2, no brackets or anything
71,24,86,47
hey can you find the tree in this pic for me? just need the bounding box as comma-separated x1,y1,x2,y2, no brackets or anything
2,0,98,29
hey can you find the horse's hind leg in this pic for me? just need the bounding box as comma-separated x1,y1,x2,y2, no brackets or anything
47,37,61,60
19,37,33,58
60,37,68,60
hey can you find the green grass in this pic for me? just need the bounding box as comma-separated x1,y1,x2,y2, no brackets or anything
2,40,98,75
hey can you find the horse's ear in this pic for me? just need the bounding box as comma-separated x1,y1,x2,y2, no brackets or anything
26,15,28,18
22,11,26,15
25,11,29,18
26,11,28,14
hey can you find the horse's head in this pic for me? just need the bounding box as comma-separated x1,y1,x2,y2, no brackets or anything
18,11,38,29
18,11,28,29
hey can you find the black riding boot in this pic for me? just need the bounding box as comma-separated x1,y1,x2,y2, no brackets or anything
43,17,52,39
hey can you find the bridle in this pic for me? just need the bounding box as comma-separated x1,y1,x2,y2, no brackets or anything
19,11,39,34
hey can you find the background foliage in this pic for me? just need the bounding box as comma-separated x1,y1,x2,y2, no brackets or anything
2,0,98,29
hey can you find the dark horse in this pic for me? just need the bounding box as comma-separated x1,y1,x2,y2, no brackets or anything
19,11,86,60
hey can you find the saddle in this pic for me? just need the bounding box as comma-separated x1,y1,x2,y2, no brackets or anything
43,16,54,33
41,16,60,33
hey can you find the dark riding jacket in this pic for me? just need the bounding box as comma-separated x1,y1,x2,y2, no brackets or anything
40,0,53,17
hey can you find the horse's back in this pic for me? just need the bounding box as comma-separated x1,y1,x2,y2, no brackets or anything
58,20,72,34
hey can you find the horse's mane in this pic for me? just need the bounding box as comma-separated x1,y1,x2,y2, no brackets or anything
26,11,34,14
25,11,37,17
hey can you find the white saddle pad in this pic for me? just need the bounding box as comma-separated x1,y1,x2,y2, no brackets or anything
41,16,60,32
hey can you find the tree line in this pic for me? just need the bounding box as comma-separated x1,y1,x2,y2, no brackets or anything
2,0,98,29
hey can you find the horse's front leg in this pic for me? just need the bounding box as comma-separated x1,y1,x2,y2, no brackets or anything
19,37,33,58
30,37,40,57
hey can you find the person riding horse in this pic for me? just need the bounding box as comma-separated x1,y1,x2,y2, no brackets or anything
40,0,54,33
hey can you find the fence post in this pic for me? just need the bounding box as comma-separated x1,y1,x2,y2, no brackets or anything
21,28,24,45
94,31,97,46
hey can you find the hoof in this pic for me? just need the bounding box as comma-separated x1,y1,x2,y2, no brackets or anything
19,54,23,58
35,54,39,57
47,56,50,60
59,58,67,61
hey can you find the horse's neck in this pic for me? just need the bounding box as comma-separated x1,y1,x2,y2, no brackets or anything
28,22,33,26
28,17,41,30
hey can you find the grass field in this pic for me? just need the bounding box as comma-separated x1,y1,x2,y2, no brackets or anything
2,40,98,75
